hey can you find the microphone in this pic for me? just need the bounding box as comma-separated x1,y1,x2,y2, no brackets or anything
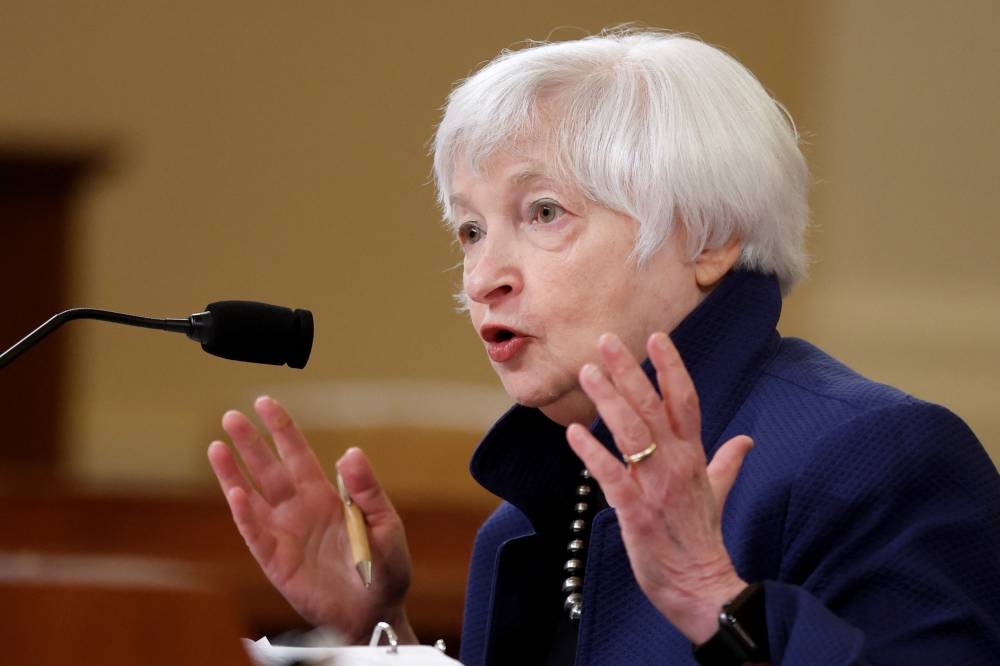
0,300,313,370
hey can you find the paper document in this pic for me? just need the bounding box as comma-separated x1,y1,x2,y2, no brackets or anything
243,636,463,666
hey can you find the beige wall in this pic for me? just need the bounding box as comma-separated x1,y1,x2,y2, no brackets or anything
784,0,1000,465
0,1,995,501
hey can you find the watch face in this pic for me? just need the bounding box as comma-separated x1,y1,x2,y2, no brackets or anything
725,583,768,658
693,584,769,666
721,611,759,650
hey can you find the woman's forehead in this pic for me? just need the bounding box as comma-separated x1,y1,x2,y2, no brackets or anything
449,157,582,211
450,140,569,189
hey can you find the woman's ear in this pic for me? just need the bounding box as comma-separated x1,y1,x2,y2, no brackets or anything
695,237,742,290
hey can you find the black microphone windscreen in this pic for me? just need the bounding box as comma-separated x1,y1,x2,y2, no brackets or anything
200,301,313,369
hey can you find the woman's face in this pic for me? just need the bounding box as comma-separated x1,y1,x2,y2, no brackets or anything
451,146,706,426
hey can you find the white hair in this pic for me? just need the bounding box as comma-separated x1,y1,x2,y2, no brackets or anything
432,29,810,293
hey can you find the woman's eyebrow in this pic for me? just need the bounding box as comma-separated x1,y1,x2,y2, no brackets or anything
512,167,559,188
447,167,569,213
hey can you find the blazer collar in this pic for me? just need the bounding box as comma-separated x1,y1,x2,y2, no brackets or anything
469,270,783,530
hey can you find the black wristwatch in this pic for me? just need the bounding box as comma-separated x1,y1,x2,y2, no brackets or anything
692,583,769,665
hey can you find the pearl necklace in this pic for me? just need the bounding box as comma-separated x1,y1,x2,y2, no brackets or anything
561,468,596,621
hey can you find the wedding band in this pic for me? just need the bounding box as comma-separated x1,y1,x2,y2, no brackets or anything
625,442,657,467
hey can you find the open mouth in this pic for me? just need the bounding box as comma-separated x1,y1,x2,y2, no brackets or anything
480,325,528,363
481,325,517,343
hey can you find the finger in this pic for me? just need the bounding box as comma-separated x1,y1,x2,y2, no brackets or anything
706,436,753,507
648,333,702,444
207,440,254,496
226,486,278,567
566,423,640,509
336,447,400,529
578,362,655,459
596,333,674,445
254,396,326,484
208,440,278,526
222,409,296,505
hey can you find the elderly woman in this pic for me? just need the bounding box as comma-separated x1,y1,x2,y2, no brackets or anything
208,31,1000,665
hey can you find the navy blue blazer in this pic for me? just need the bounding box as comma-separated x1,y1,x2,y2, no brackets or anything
460,270,1000,665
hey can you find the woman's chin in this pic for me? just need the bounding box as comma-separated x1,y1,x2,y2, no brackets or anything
505,386,595,426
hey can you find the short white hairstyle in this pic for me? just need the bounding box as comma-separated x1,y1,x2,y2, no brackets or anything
432,29,810,293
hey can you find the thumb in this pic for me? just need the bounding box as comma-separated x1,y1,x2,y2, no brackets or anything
706,435,753,508
336,447,399,528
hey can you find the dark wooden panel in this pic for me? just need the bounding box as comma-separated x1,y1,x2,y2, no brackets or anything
0,554,251,666
0,483,489,657
0,147,106,469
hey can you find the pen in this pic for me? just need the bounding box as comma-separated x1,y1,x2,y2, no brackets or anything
337,470,373,589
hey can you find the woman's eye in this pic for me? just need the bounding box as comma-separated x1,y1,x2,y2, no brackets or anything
530,199,564,224
458,221,484,245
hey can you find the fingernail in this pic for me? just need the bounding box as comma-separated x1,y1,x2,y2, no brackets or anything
566,423,586,444
600,334,621,353
583,363,601,380
654,333,670,350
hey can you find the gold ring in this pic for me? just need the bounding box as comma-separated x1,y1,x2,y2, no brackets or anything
624,442,657,467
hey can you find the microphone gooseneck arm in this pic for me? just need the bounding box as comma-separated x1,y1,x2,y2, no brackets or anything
0,301,312,370
0,308,203,370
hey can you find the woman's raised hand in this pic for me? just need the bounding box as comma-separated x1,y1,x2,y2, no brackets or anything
566,333,753,644
207,396,415,644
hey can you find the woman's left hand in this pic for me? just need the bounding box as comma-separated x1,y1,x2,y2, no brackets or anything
566,331,753,644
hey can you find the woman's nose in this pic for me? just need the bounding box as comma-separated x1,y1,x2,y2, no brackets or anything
464,239,522,305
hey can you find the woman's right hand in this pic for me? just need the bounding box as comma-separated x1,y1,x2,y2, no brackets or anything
207,396,415,644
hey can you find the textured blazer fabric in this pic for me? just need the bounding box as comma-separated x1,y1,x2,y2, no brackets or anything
460,270,1000,666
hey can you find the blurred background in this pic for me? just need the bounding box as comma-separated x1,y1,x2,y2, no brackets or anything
1,0,997,656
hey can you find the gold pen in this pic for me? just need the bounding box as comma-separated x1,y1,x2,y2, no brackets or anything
337,470,373,589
